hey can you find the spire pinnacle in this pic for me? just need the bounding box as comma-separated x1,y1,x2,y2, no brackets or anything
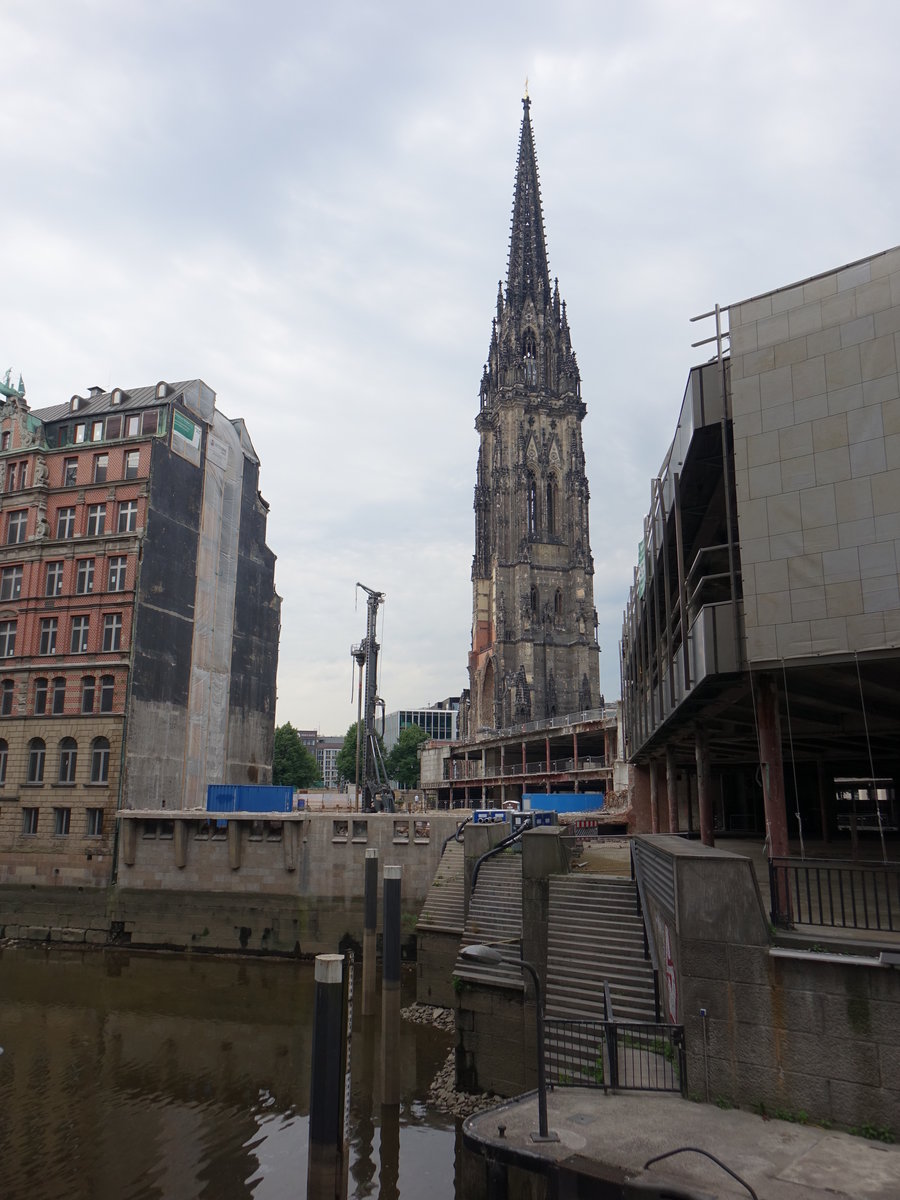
506,97,549,312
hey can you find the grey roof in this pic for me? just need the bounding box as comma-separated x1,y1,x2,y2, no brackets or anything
32,380,202,424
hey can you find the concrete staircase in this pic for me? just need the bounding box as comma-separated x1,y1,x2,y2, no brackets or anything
545,874,657,1022
416,840,466,934
453,851,524,990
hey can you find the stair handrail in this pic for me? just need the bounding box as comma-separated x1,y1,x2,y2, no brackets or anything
441,815,472,855
603,979,614,1022
471,816,533,892
630,840,663,1023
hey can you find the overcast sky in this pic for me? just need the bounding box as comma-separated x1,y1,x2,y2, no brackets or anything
2,1,899,736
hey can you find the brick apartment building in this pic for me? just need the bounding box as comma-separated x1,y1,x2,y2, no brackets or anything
0,377,279,886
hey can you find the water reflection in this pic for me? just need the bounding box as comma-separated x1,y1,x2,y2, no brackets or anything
0,948,457,1200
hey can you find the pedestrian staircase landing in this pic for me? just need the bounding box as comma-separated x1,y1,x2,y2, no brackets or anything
545,874,657,1023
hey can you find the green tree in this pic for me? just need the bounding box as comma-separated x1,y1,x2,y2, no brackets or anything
273,723,321,788
385,724,429,789
336,721,384,789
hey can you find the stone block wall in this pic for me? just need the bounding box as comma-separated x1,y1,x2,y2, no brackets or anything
729,246,900,661
634,834,900,1133
455,979,534,1098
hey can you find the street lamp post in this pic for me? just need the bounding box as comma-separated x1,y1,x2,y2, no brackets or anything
459,943,559,1142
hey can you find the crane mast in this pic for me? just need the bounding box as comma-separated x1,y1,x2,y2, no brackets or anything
351,584,395,812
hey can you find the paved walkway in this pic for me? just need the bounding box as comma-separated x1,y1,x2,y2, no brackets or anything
464,1088,900,1198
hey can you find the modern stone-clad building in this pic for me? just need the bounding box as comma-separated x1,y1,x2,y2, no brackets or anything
0,377,279,886
622,246,900,849
466,97,601,735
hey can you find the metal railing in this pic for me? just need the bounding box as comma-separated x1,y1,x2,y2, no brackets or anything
769,856,900,932
545,1016,686,1095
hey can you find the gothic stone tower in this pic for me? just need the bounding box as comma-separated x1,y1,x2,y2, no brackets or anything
468,98,601,733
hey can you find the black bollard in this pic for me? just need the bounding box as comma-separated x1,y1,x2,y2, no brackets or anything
308,953,347,1199
380,864,402,1105
362,848,378,1016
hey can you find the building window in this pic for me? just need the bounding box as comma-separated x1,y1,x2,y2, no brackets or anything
102,614,122,652
7,509,27,544
86,504,106,537
7,461,27,491
34,677,48,715
90,737,110,784
527,475,538,537
58,738,77,785
117,500,138,533
105,415,122,438
1,679,13,715
0,564,22,601
0,738,6,784
91,420,104,443
124,450,140,479
107,555,127,592
555,589,563,618
142,411,159,435
1,430,9,450
27,739,45,784
125,415,140,437
81,675,95,714
546,476,557,537
45,560,64,596
70,616,90,653
0,621,16,657
76,558,94,594
100,675,114,712
86,807,103,837
74,423,86,443
56,507,76,539
52,676,65,714
64,457,78,485
39,617,58,656
22,807,39,835
53,806,71,835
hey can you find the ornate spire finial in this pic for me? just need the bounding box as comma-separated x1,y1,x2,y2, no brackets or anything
524,77,529,107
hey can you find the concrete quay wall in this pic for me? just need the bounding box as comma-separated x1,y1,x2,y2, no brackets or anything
1,811,464,957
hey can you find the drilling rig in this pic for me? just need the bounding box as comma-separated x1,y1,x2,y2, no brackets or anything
351,583,395,812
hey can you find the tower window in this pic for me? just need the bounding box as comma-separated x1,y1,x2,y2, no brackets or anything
546,476,557,537
523,331,537,385
527,474,538,537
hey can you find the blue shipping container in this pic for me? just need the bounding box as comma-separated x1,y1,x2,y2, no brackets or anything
522,792,604,814
206,784,294,814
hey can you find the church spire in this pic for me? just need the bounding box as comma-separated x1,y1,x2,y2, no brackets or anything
506,95,551,313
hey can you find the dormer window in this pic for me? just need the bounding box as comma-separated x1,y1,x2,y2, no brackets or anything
69,395,84,413
156,382,169,399
111,388,128,406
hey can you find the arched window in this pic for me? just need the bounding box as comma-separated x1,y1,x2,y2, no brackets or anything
58,737,77,785
0,678,13,716
27,738,45,784
34,677,48,715
81,676,95,714
0,737,7,785
522,331,537,386
100,674,115,713
527,474,538,537
546,475,558,537
530,585,539,617
91,736,110,784
554,589,563,619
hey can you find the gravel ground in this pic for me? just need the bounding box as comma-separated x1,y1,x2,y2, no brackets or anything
401,1002,499,1120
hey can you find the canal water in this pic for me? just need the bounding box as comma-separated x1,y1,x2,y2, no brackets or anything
0,947,459,1200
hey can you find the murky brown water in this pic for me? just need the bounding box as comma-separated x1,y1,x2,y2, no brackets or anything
0,947,458,1200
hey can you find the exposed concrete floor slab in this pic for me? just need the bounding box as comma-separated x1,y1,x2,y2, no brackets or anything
464,1088,900,1198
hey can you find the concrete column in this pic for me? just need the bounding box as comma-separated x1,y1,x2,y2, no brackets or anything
307,953,347,1199
695,728,714,847
174,820,188,868
665,745,678,834
817,759,831,843
362,849,378,1016
227,820,242,870
649,759,659,834
381,865,402,1106
754,672,789,859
